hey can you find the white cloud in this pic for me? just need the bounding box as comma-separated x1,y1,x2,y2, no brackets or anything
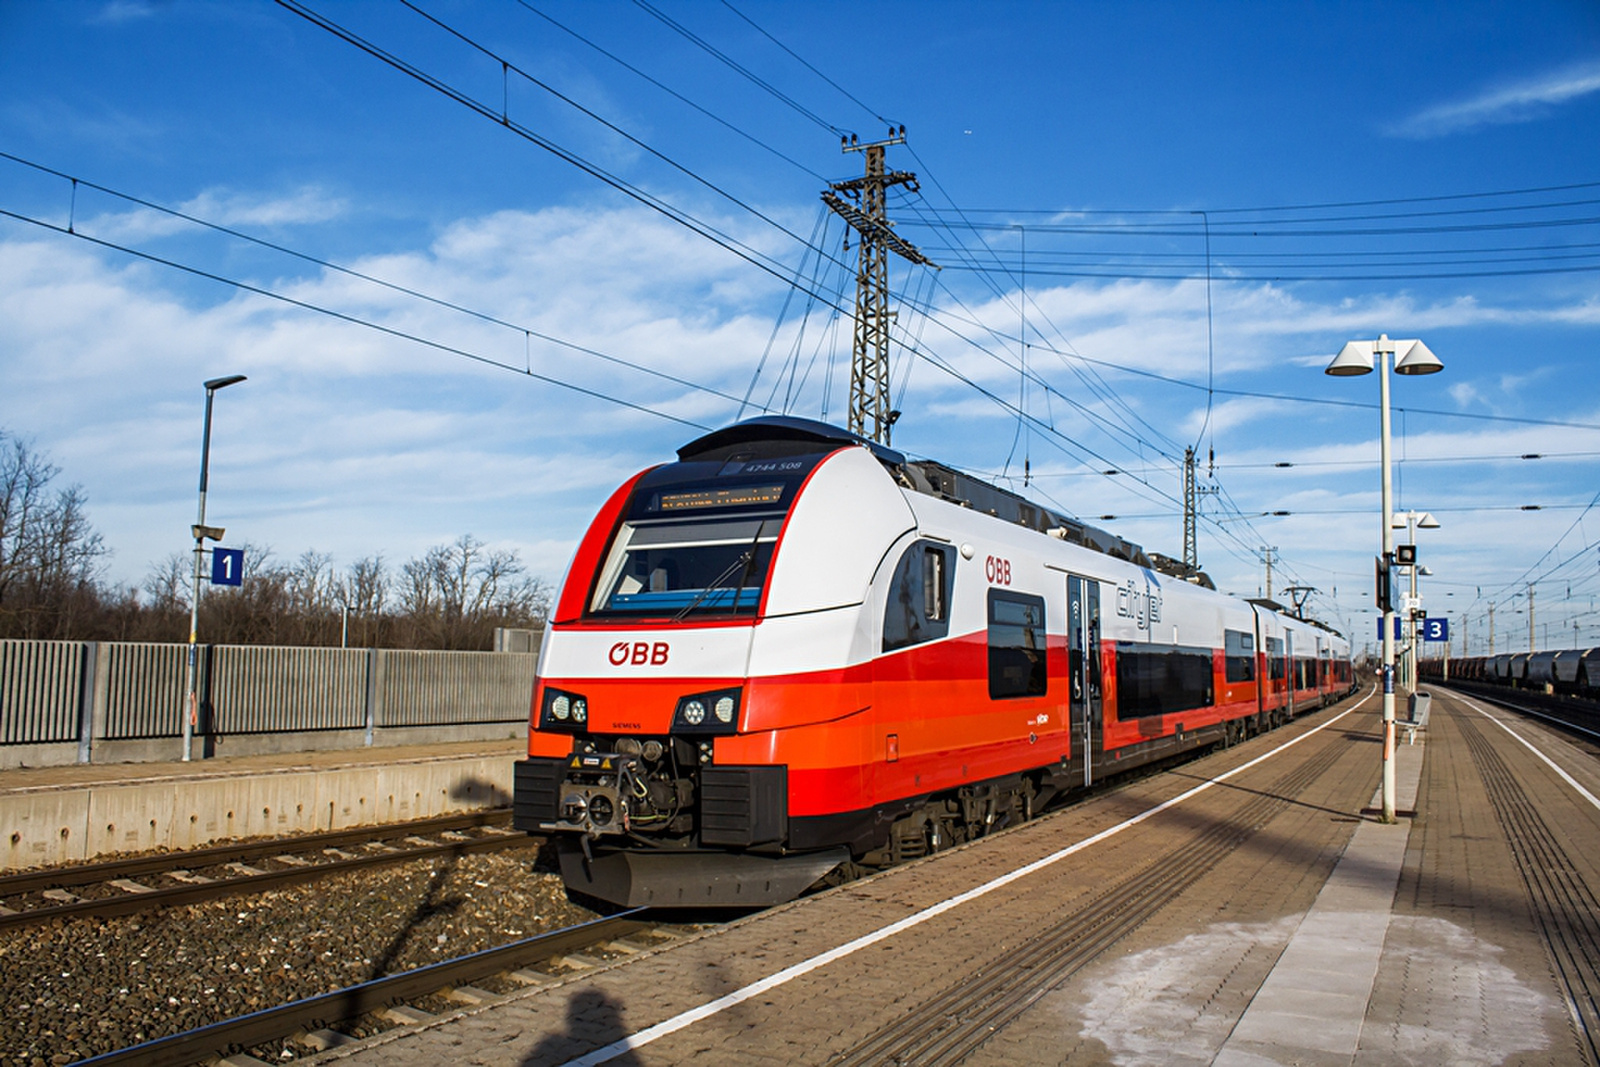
1387,60,1600,139
88,1,164,26
82,187,349,243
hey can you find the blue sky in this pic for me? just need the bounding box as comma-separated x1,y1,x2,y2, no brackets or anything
2,0,1599,655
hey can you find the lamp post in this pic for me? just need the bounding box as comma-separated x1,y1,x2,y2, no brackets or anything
183,374,247,762
1392,509,1440,690
1326,335,1441,822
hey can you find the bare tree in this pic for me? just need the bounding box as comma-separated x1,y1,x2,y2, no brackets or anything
143,552,191,614
396,535,549,649
337,555,389,648
0,432,109,638
0,433,551,649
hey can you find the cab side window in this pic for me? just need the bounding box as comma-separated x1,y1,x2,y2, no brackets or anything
882,541,955,652
988,590,1048,698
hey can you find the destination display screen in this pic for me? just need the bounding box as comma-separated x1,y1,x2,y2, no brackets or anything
658,484,786,511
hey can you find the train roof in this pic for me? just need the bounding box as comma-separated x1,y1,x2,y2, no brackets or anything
678,416,1171,575
677,416,906,466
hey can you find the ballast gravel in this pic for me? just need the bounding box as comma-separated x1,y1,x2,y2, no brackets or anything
0,846,597,1066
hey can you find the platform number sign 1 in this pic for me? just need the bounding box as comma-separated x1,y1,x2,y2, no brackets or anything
211,547,245,587
1421,616,1449,643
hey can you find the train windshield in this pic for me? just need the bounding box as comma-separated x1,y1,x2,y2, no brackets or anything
589,516,780,618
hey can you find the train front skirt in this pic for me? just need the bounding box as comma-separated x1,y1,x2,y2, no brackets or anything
558,840,850,908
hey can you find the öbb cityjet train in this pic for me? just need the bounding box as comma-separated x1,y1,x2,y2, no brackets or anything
512,417,1354,907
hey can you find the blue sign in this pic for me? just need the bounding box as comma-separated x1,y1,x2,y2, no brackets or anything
1422,617,1449,642
1377,617,1403,640
211,547,245,587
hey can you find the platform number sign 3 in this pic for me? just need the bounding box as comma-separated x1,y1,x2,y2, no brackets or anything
211,547,245,587
1421,616,1449,643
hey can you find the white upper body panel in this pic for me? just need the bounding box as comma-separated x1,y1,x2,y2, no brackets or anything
761,447,916,618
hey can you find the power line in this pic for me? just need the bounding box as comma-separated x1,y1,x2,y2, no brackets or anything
394,0,835,271
932,260,1600,282
913,180,1600,218
0,205,715,432
628,0,850,137
717,0,897,129
512,0,830,182
276,1,851,305
0,150,749,409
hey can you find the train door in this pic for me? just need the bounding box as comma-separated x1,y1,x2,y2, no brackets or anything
1067,574,1102,787
1285,630,1296,718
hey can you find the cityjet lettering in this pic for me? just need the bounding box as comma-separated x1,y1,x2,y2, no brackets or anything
610,641,670,666
1115,578,1162,630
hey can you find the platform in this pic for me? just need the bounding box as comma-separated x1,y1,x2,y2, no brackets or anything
0,738,525,871
313,686,1600,1065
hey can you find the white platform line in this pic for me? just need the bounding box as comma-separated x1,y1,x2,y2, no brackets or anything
560,690,1375,1067
1456,693,1600,813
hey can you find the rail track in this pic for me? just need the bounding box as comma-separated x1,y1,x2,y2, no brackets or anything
0,809,537,930
1437,680,1600,745
75,911,674,1067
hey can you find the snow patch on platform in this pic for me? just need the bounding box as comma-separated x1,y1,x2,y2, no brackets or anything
1074,915,1552,1066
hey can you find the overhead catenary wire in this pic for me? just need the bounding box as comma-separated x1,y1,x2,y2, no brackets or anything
676,14,1597,597
512,0,831,182
0,206,715,432
716,0,899,130
628,0,852,137
0,151,749,409
36,2,1590,622
275,0,857,307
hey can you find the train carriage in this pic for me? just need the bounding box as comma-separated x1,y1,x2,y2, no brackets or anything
513,417,1353,907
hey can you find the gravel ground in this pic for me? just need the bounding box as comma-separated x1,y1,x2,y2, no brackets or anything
0,842,599,1067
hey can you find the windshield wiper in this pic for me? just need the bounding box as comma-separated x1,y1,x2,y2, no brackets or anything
672,521,767,623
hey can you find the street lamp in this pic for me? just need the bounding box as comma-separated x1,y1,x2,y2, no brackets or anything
1391,509,1440,690
1326,335,1441,822
183,374,247,762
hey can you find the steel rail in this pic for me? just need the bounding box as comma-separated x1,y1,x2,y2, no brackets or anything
72,911,651,1067
1,828,539,931
1437,682,1600,743
0,807,516,896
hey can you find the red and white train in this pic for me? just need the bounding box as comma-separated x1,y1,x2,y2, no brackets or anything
512,417,1354,906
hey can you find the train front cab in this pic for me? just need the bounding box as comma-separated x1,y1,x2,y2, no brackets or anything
514,428,925,906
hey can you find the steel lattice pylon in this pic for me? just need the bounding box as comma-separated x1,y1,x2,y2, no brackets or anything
822,131,929,445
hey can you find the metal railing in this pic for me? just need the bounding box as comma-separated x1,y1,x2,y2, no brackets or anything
0,638,540,764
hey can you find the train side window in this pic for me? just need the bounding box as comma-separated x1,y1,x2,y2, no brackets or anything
1114,643,1213,718
1225,629,1255,682
1266,636,1285,679
883,542,956,652
988,590,1047,699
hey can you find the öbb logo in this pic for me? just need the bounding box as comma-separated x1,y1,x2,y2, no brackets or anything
610,641,670,666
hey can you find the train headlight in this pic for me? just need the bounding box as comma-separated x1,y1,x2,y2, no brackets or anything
539,687,589,733
672,688,740,734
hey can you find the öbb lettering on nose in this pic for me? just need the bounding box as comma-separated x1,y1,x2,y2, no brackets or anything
610,641,670,666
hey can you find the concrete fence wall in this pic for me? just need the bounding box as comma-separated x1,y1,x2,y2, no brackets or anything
0,638,540,769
